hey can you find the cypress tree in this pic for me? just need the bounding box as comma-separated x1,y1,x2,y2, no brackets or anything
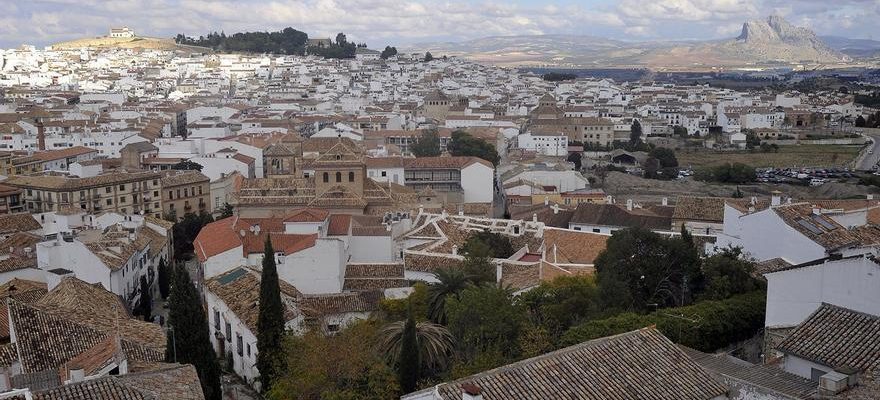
137,275,152,322
398,308,420,393
157,258,169,300
257,238,285,392
165,264,221,400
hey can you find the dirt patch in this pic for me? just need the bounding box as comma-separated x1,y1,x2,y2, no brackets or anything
677,145,862,169
595,171,877,203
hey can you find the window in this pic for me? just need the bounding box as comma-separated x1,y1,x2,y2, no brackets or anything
381,171,387,177
592,228,601,233
120,196,126,203
198,186,203,195
184,189,188,197
348,171,355,182
323,172,329,183
106,198,112,205
176,189,181,198
168,191,173,199
105,187,112,194
119,184,125,191
213,311,220,330
336,172,342,182
573,227,581,231
237,334,243,356
247,343,251,356
327,324,340,333
226,323,232,342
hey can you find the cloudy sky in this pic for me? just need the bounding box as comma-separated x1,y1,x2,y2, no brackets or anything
1,0,878,48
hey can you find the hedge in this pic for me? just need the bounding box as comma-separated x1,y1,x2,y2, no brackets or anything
561,290,766,352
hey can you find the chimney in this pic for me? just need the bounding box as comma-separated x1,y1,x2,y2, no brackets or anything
461,383,482,400
868,194,874,201
771,191,781,207
451,245,458,256
605,195,613,204
36,119,46,151
552,204,560,214
812,206,821,215
661,197,668,206
750,196,757,205
532,213,537,223
544,196,549,206
626,199,633,211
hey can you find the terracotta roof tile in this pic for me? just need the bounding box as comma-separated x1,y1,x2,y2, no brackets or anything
428,327,727,400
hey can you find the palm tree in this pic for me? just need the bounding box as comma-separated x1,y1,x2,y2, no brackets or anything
427,267,468,324
378,317,455,377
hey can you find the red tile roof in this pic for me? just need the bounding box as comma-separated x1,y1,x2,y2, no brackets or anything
193,217,241,262
327,214,352,236
283,208,330,223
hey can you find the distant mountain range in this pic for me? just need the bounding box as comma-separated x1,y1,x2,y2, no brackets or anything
406,16,880,69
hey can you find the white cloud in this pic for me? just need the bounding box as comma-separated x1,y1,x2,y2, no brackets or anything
1,0,878,48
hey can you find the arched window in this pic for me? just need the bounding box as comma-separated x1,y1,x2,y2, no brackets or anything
348,171,355,182
323,172,329,183
336,172,342,182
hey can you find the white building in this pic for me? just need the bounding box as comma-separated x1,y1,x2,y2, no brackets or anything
517,131,568,156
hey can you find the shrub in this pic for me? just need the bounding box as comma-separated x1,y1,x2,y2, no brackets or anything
561,290,766,352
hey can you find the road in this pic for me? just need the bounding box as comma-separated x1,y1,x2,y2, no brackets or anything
855,133,880,171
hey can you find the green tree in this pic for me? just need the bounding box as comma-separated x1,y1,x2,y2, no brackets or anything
447,130,500,166
219,203,234,219
672,125,688,137
595,228,703,313
856,115,867,127
566,152,582,170
649,147,678,168
427,268,468,324
410,129,442,157
268,321,399,399
378,310,454,394
446,285,526,362
171,160,203,171
157,258,170,300
460,241,495,286
380,46,398,59
629,120,643,149
562,290,766,352
257,238,286,392
137,275,151,322
745,131,761,149
335,32,348,46
424,51,433,62
165,263,221,400
517,275,600,338
699,247,762,300
462,230,514,259
397,311,419,393
171,211,214,261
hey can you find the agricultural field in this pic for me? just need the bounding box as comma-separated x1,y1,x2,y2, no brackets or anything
677,145,863,169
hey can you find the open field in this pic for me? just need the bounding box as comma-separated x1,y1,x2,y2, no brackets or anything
597,171,876,204
51,36,210,53
677,145,863,169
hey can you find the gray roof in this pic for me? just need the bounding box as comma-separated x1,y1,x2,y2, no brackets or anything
681,345,817,399
413,327,727,400
777,303,880,372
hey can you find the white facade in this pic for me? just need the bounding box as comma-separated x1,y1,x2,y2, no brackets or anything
517,132,568,156
717,205,826,264
764,255,880,328
460,162,494,204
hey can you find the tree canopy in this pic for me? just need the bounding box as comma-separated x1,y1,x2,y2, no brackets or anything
257,239,286,392
380,46,398,59
542,72,577,82
166,263,221,400
176,28,308,55
447,130,500,166
410,129,442,157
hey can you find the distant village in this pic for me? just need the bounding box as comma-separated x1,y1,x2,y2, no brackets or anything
0,26,877,399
